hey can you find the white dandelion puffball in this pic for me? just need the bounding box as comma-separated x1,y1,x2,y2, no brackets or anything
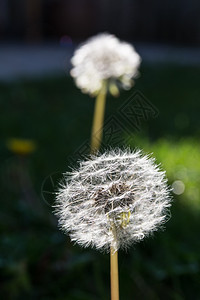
55,149,171,252
70,33,141,95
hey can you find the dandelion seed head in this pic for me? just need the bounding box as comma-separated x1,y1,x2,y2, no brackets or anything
54,149,171,252
70,33,141,95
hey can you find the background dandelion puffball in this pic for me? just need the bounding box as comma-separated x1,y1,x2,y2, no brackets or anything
55,149,171,252
70,33,141,95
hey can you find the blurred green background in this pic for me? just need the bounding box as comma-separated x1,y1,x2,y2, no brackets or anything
0,63,200,299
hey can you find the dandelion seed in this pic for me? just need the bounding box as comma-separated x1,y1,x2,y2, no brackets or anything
70,33,141,96
54,149,171,253
70,33,141,152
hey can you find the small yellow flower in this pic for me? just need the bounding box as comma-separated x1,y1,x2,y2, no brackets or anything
6,138,37,155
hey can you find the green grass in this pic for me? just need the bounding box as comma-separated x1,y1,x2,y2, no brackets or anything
129,137,200,209
0,64,200,299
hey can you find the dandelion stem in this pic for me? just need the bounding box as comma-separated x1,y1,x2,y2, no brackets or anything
110,247,119,300
91,82,107,153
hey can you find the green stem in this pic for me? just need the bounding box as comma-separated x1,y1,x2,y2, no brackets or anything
110,224,119,300
90,82,107,153
110,247,119,300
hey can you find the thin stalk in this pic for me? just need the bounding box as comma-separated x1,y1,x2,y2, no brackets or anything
110,247,119,300
90,82,119,299
90,82,107,153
